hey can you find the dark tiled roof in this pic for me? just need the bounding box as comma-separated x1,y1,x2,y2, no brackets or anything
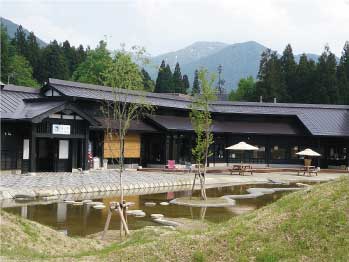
1,86,41,119
94,117,157,132
48,78,349,137
147,115,304,135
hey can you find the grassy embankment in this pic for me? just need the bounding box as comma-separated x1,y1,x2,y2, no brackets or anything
1,176,348,261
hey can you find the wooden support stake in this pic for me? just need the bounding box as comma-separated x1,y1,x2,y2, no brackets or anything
102,206,113,240
116,203,130,236
190,172,197,200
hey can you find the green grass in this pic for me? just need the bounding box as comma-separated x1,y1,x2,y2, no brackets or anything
1,176,348,261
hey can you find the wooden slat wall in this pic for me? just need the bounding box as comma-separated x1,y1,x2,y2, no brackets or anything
104,133,140,158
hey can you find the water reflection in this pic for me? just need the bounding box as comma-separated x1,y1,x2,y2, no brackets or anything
4,184,294,237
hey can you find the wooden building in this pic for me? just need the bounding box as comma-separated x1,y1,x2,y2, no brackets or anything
1,79,348,173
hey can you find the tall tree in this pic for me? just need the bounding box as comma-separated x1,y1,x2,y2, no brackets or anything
256,49,287,102
38,40,69,82
12,25,27,57
1,25,10,83
141,68,155,92
72,41,112,85
280,44,297,102
295,54,317,103
315,45,338,104
192,69,200,95
172,62,184,93
8,55,39,87
154,60,166,93
25,32,40,81
182,74,190,94
337,42,349,104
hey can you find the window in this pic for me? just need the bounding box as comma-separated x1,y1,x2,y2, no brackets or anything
271,145,287,160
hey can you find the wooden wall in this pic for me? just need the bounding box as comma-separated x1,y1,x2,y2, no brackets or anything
103,133,140,158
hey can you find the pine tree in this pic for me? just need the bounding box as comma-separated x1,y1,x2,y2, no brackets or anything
295,54,317,103
25,32,40,81
280,44,297,102
315,45,338,104
39,40,69,82
12,25,27,57
155,60,166,93
337,41,349,104
163,64,174,92
141,68,155,92
172,62,184,93
192,69,200,95
256,49,287,102
182,74,190,94
1,25,10,83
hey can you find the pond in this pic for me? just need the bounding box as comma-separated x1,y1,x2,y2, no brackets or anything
4,183,308,237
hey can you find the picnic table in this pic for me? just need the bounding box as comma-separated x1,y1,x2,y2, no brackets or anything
297,165,318,176
229,164,253,176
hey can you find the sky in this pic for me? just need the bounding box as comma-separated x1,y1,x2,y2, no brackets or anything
1,0,349,56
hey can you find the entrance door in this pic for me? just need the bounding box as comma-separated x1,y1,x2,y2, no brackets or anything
36,138,72,172
37,138,58,171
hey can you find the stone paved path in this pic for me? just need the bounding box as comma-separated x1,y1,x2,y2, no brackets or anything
0,170,193,200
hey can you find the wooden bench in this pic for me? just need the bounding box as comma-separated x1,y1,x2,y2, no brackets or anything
297,166,318,176
229,164,253,176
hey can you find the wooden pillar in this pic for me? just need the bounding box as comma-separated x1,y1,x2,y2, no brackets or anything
30,124,36,172
72,139,78,169
165,134,171,164
83,125,89,170
172,134,178,162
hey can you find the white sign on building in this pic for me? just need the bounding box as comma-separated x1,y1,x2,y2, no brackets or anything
52,124,71,135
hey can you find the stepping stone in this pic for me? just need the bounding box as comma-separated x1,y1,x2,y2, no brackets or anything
72,202,83,206
126,209,143,214
160,202,169,206
90,201,104,206
93,204,106,210
82,199,92,204
151,214,164,219
64,200,75,204
133,211,146,217
144,202,156,207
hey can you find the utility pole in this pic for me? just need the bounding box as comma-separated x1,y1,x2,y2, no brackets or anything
217,64,225,96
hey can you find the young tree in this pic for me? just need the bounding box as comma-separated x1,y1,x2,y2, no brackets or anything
182,74,190,94
192,69,200,95
72,40,112,85
8,55,39,87
102,46,153,237
190,68,216,200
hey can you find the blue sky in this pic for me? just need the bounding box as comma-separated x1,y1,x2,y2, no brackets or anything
1,0,349,56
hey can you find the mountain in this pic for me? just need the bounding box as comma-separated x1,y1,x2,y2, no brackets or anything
147,41,325,91
0,17,47,47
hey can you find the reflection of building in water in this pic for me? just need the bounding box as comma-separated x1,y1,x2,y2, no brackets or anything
57,202,67,223
21,206,28,218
